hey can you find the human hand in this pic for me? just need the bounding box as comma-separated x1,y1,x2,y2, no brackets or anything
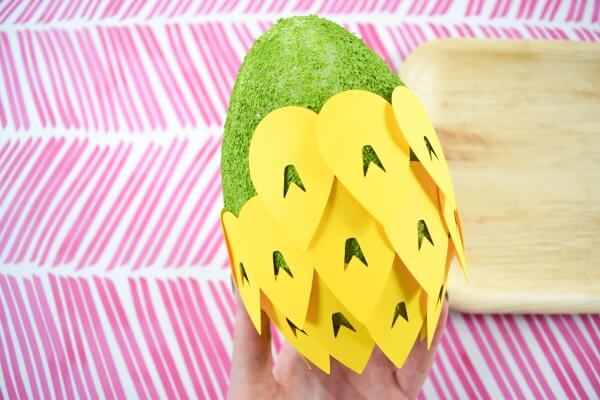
228,293,449,400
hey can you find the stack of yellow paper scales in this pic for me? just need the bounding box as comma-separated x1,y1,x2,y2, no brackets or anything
221,86,467,374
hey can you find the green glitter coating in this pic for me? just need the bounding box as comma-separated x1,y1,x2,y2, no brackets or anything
362,145,386,176
221,15,403,215
273,251,293,278
344,237,368,266
417,220,434,250
332,312,356,337
283,164,305,197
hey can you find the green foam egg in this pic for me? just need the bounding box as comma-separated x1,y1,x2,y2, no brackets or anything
222,15,402,215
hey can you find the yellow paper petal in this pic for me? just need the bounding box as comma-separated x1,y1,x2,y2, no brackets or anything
419,318,427,342
438,189,468,277
425,240,453,348
366,257,426,368
222,210,263,334
309,181,395,323
237,196,314,327
455,209,466,255
391,86,456,208
249,106,334,249
305,275,374,373
316,90,448,295
388,161,449,296
262,294,331,373
221,210,238,283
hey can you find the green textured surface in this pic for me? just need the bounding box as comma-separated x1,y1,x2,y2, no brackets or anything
221,15,403,215
417,220,434,250
332,312,356,337
362,145,386,176
273,251,293,278
283,164,305,197
344,237,368,266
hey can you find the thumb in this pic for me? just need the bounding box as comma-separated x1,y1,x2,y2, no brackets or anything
394,299,450,398
230,292,273,386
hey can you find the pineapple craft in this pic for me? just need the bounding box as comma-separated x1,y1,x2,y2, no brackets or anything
221,16,467,373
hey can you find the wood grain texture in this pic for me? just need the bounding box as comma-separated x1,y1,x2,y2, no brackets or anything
401,39,600,314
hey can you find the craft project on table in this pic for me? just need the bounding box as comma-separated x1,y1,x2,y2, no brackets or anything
222,86,467,373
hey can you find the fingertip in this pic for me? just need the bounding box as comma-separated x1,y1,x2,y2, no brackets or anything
428,300,449,348
231,292,273,376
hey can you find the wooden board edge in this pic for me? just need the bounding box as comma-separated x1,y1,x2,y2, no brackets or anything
447,271,600,314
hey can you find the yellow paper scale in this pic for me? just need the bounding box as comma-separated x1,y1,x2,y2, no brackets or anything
221,87,467,374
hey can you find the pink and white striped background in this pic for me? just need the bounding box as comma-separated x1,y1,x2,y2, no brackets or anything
0,0,598,398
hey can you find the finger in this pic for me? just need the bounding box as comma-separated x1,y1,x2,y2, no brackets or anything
335,346,407,399
274,342,361,399
273,340,331,380
394,299,450,397
426,295,450,349
230,292,273,384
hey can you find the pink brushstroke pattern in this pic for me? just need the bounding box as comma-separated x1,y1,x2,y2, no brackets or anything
0,1,598,398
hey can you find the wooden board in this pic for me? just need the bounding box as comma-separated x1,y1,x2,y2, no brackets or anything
401,39,600,314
